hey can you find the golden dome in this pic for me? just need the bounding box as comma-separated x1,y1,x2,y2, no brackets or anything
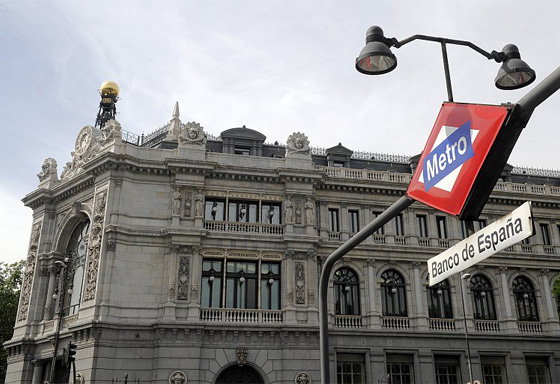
100,81,120,96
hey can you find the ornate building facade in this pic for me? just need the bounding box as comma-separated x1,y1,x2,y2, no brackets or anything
5,103,560,384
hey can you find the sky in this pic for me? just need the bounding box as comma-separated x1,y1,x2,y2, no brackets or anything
1,0,559,264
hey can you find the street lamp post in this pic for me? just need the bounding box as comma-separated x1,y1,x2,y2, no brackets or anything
459,273,474,384
318,25,559,384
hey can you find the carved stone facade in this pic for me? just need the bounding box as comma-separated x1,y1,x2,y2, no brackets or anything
7,110,560,384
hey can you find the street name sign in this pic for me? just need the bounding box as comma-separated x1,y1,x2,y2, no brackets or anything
428,202,533,286
407,102,512,220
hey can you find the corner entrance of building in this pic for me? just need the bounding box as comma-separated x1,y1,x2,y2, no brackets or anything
215,365,265,384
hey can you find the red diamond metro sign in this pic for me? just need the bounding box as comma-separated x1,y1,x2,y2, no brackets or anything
407,102,512,220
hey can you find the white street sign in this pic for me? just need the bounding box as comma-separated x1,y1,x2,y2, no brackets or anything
428,201,533,286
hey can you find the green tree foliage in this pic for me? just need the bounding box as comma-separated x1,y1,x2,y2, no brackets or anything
553,278,560,318
0,260,24,383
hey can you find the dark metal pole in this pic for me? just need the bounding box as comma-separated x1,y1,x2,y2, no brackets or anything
319,195,414,383
440,42,454,102
459,272,474,384
515,66,560,125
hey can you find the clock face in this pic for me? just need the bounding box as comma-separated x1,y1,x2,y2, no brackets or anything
75,126,93,156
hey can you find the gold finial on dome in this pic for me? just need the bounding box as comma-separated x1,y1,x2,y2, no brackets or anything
100,81,120,96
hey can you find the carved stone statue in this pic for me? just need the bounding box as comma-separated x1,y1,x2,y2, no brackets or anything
172,189,182,215
37,158,58,182
194,190,204,217
284,196,294,224
304,197,314,225
286,132,310,155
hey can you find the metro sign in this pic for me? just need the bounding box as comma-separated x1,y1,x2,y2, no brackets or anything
407,102,512,220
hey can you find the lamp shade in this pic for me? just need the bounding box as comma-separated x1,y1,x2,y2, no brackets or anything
356,26,397,75
494,44,536,90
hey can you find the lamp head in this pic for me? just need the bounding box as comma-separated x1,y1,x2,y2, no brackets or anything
495,44,536,90
356,26,397,75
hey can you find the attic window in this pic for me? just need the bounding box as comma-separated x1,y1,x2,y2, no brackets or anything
235,147,250,156
333,161,344,168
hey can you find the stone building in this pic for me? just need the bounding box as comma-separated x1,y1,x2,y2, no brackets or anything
5,103,560,384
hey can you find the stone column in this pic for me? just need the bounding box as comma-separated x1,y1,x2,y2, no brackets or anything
163,246,178,321
413,262,427,328
42,267,57,321
284,251,297,324
367,260,380,328
31,361,45,384
188,246,202,320
499,267,516,332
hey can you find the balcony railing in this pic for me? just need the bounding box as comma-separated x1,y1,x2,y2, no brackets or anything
517,321,543,333
318,166,412,184
394,236,407,245
475,320,500,332
429,318,456,331
373,234,386,244
328,231,342,241
382,316,410,329
544,246,555,255
200,308,284,323
418,237,430,247
334,315,363,328
204,221,284,235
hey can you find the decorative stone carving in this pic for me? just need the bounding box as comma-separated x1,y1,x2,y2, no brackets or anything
286,290,294,305
184,193,192,217
308,290,316,305
236,348,248,366
172,188,182,216
83,190,107,302
106,239,116,251
284,196,294,224
295,262,306,305
99,119,122,147
178,122,207,146
194,189,204,217
18,222,42,321
286,132,310,155
61,122,120,181
169,371,187,384
190,285,199,302
37,158,58,182
304,197,314,225
295,372,311,384
168,284,176,301
295,203,302,224
177,256,190,300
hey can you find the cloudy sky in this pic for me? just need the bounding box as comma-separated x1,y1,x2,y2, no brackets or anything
2,0,559,263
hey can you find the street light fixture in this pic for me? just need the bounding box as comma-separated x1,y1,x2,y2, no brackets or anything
356,26,536,101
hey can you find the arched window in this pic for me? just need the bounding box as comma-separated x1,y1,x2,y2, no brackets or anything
513,276,539,321
470,275,496,320
427,279,453,318
381,269,407,317
62,220,90,315
334,267,360,315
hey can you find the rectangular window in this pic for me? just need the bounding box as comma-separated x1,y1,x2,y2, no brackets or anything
234,147,250,155
261,262,281,310
386,354,414,384
372,211,385,235
329,208,340,232
460,219,486,238
349,210,359,233
205,198,226,221
526,357,551,384
481,356,507,384
540,223,552,245
417,214,428,237
228,200,258,223
434,355,461,384
201,259,280,310
261,202,282,224
395,214,404,236
436,216,448,239
337,354,365,384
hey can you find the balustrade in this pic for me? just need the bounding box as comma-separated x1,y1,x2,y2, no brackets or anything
334,315,363,328
429,318,456,331
199,308,284,323
382,317,410,329
517,321,543,333
204,221,284,235
475,320,500,332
